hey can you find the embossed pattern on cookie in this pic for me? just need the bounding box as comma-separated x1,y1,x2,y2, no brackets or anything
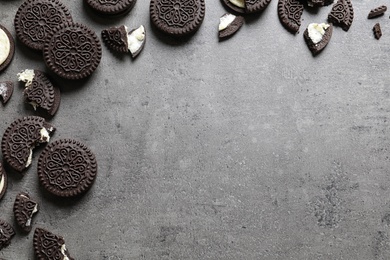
85,0,137,15
0,219,15,250
278,0,304,34
150,0,206,37
13,193,39,232
328,0,354,31
43,23,102,80
33,228,74,260
14,0,73,51
38,139,97,197
245,0,273,13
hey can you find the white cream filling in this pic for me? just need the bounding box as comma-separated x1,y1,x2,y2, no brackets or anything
25,204,38,227
0,174,4,193
126,25,145,55
228,0,245,8
0,83,7,99
40,128,51,142
219,13,237,31
0,28,10,66
17,69,35,87
61,244,70,260
308,23,330,44
25,149,33,168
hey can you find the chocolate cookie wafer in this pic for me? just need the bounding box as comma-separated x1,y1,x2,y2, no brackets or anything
278,0,304,33
218,13,244,39
43,22,102,80
33,228,74,260
38,139,97,197
0,220,15,250
14,0,73,51
85,0,137,16
0,24,15,72
13,193,39,232
0,164,7,201
368,5,387,19
245,0,273,13
328,0,354,31
221,0,245,14
304,23,333,55
0,81,14,104
150,0,205,37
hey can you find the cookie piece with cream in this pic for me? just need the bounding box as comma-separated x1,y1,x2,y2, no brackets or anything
0,163,7,201
218,13,244,39
0,24,15,72
13,192,39,232
304,23,333,55
0,82,14,105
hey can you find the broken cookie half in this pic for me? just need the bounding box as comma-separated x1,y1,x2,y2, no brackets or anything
34,227,74,260
14,192,39,232
1,116,55,173
0,81,13,105
0,163,7,201
101,25,146,58
304,23,333,55
219,13,244,39
17,69,61,117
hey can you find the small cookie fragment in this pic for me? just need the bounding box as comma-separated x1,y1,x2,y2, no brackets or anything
307,0,333,7
85,0,137,16
373,23,382,39
13,192,39,232
304,23,333,55
0,24,15,72
278,0,304,33
0,220,15,250
38,139,98,197
33,228,74,260
14,0,73,51
328,0,354,31
218,13,244,39
101,25,128,53
18,69,61,116
43,22,102,80
0,81,14,104
150,0,205,37
368,5,387,19
1,116,55,173
127,25,146,58
0,163,7,201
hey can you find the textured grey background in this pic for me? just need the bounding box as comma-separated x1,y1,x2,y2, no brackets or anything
1,0,390,259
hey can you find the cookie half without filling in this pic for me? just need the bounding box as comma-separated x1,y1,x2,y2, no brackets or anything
33,228,74,260
13,192,39,232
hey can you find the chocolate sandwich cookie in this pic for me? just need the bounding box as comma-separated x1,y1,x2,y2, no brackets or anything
14,0,73,51
150,0,205,37
0,220,15,250
43,23,102,80
307,0,333,7
328,0,353,31
304,23,333,55
0,25,15,72
18,69,60,116
218,13,244,39
0,163,7,201
85,0,137,16
373,23,382,40
102,25,146,58
34,228,74,260
1,116,55,173
0,81,14,105
278,0,304,33
245,0,273,13
368,5,387,19
14,192,39,232
38,139,97,197
221,0,245,14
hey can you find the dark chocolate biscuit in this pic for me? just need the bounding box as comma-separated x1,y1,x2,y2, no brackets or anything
33,228,74,260
0,220,15,250
304,23,333,55
18,69,61,116
368,5,387,19
221,0,245,14
43,22,102,80
14,0,73,51
219,14,245,39
328,0,354,31
307,0,333,7
0,163,7,201
102,25,129,53
245,0,273,13
278,0,304,34
0,81,14,105
85,0,137,16
13,192,39,232
150,0,206,37
1,116,55,173
37,139,98,197
373,23,382,40
0,24,15,72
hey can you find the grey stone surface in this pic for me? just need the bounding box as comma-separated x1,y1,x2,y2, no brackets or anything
0,0,390,259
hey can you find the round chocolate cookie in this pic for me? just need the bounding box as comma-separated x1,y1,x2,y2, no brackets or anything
37,139,97,197
14,0,73,51
150,0,206,37
0,25,15,72
221,0,246,14
43,22,102,80
245,0,272,13
85,0,137,16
